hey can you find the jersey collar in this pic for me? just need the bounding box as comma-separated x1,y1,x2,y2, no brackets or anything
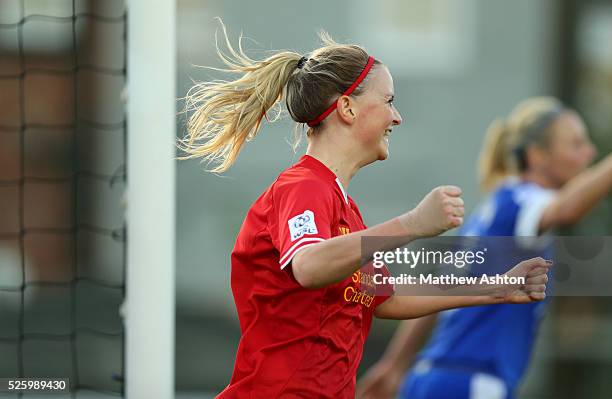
299,155,349,205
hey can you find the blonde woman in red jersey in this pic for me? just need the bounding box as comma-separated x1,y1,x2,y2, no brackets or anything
179,22,552,398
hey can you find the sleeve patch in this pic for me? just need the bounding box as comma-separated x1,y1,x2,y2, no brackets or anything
288,210,318,241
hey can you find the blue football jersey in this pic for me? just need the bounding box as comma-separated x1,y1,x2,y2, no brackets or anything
417,178,555,390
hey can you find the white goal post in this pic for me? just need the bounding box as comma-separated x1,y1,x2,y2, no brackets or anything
126,1,176,398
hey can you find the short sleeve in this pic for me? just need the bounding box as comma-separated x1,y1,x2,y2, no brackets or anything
272,179,336,269
373,265,395,307
514,187,555,236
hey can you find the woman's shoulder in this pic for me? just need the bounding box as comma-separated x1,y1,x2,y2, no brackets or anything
271,164,337,197
512,180,556,205
488,177,554,203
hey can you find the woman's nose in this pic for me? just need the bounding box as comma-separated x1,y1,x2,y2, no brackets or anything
393,108,402,126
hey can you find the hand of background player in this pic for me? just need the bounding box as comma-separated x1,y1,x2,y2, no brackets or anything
398,185,464,237
355,359,404,399
500,257,552,303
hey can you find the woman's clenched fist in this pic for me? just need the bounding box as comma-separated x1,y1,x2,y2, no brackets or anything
398,185,465,238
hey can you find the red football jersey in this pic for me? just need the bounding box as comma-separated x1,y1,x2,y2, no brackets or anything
218,155,393,398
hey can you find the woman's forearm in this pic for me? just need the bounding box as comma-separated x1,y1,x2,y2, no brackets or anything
292,216,416,289
374,294,506,320
375,257,550,319
541,153,612,230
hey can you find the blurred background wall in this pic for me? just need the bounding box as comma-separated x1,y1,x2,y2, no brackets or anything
176,0,612,396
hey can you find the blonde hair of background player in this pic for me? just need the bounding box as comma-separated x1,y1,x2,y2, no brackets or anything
478,97,569,191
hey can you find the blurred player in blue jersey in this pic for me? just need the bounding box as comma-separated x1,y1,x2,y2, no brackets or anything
357,97,612,399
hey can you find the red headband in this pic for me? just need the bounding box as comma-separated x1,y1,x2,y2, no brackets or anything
306,56,376,127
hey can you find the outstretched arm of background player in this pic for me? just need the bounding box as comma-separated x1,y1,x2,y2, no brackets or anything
539,152,612,232
373,257,551,320
356,314,438,399
291,186,464,289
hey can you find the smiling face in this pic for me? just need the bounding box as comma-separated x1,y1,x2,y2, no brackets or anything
351,65,402,163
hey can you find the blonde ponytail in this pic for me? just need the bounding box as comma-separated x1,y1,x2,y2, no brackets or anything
478,119,512,192
178,20,301,172
179,20,376,172
478,96,565,192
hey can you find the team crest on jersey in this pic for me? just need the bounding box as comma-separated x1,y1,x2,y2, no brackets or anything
288,210,318,241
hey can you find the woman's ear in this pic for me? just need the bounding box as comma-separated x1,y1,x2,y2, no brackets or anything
526,145,548,170
336,95,356,125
